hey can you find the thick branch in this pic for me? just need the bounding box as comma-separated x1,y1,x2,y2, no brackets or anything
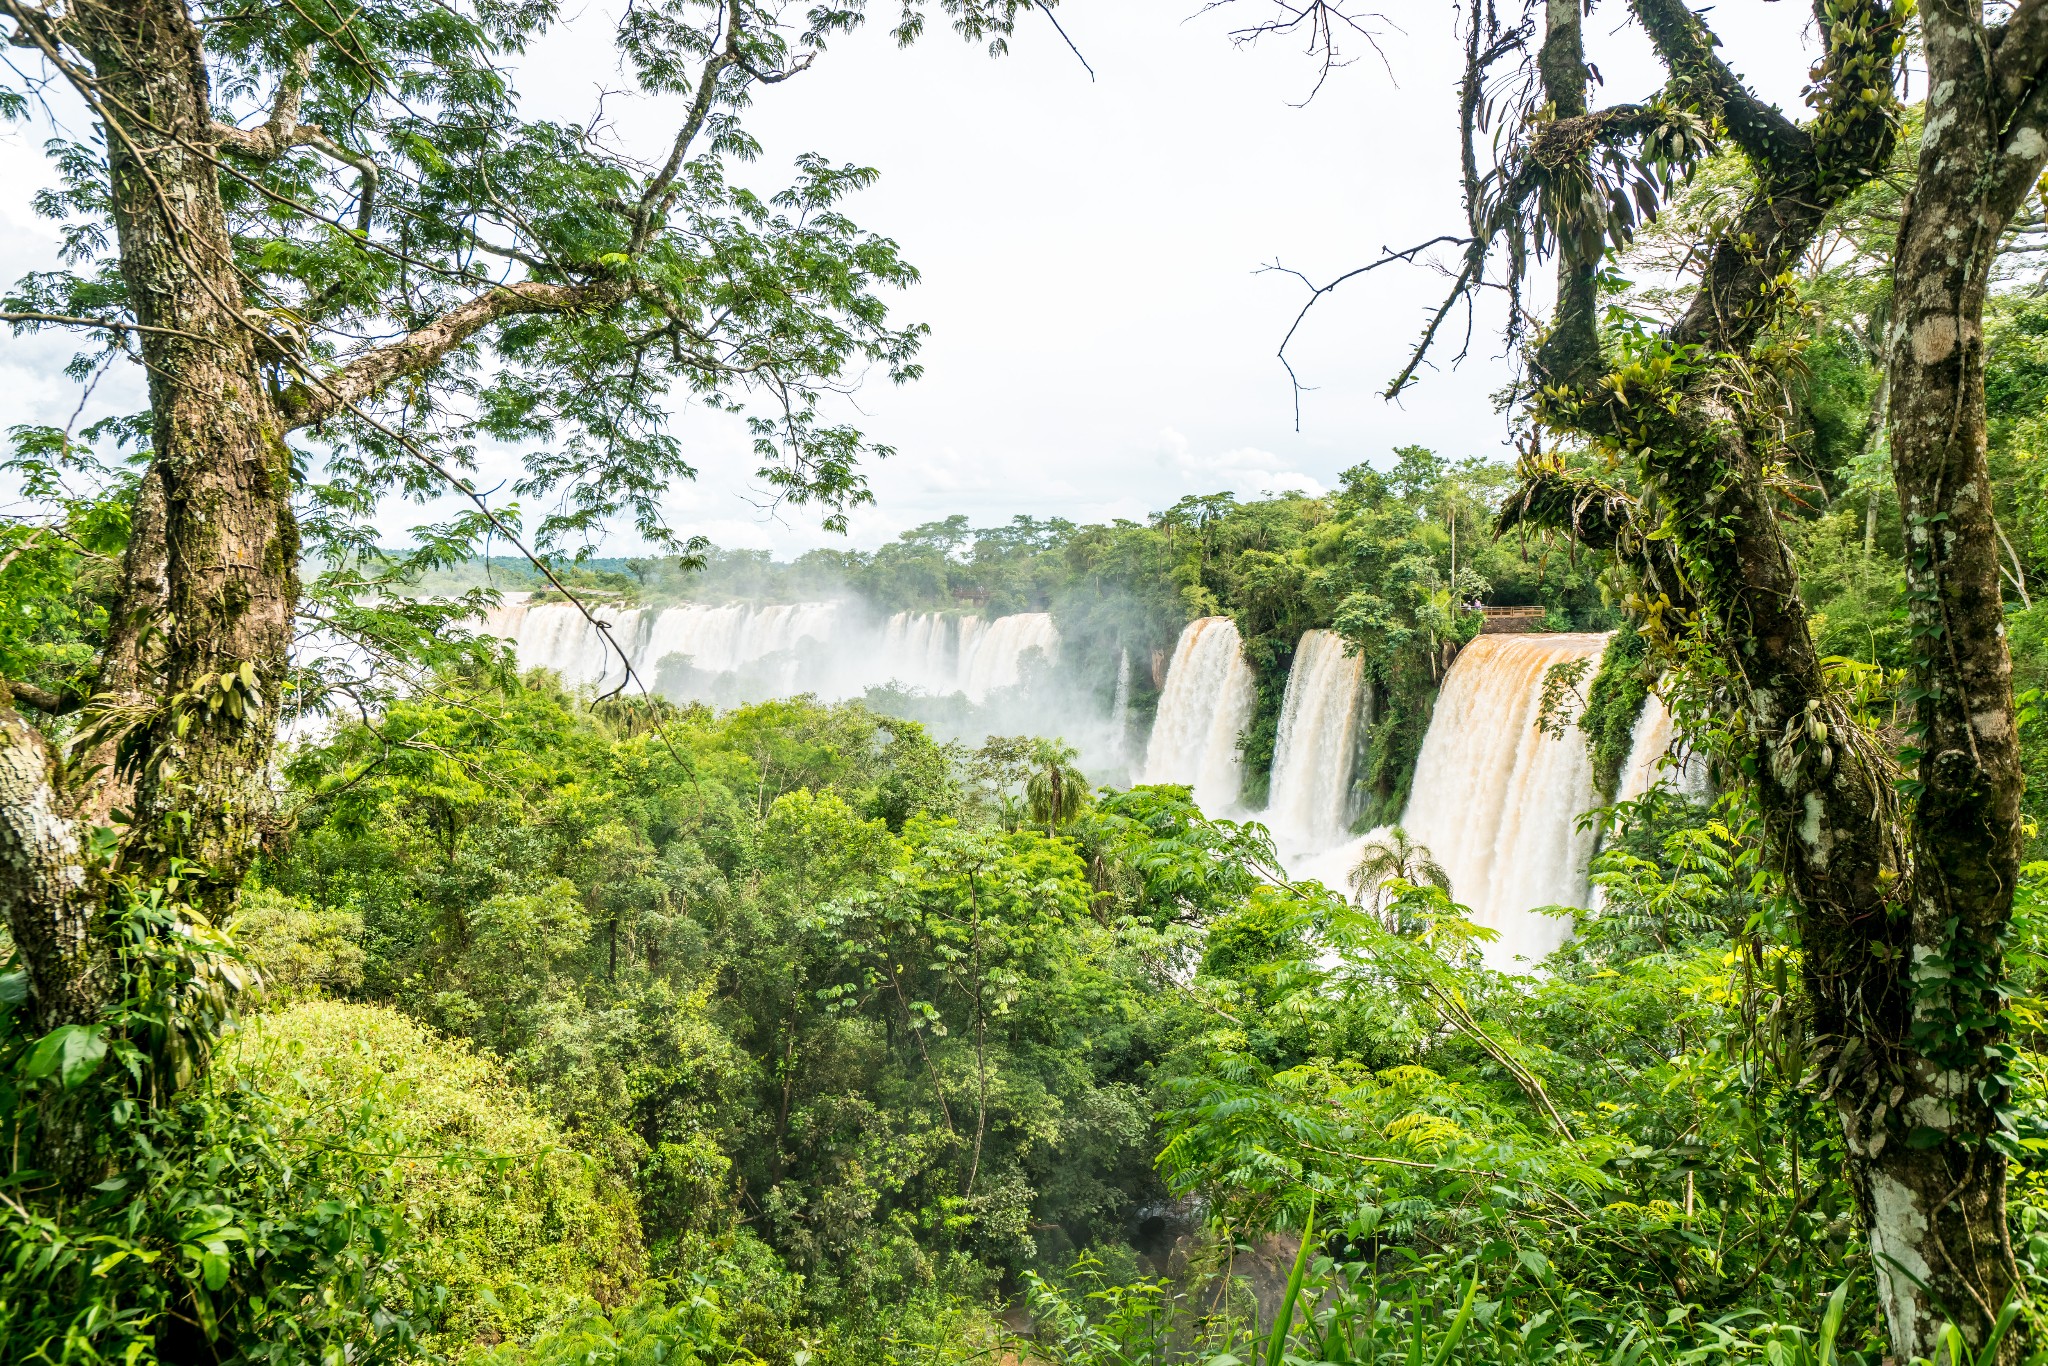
1993,74,2048,216
634,0,743,252
1629,0,1813,179
213,54,379,233
0,708,97,1033
3,680,83,714
1993,0,2048,119
276,278,625,429
1533,0,1600,388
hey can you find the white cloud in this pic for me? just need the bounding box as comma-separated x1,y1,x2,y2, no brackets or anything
0,1,1822,559
1149,428,1326,501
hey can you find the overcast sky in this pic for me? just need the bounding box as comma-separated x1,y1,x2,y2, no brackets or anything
0,1,1824,556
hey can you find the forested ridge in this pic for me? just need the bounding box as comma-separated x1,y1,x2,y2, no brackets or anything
14,0,2048,1362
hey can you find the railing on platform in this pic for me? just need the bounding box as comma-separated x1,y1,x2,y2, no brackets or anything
1478,605,1548,634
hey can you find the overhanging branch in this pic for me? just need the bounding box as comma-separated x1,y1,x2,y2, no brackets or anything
275,278,626,429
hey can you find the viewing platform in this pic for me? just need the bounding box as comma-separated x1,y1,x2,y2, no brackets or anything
1478,605,1548,634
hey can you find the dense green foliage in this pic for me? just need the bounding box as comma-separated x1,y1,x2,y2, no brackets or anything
21,261,2048,1353
22,42,2048,1365
249,681,1210,1356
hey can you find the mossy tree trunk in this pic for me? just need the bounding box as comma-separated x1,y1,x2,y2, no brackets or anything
0,0,651,1192
1487,0,2048,1354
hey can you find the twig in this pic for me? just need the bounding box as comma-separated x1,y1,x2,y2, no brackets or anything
1262,235,1472,429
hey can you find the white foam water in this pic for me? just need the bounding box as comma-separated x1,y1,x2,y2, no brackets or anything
483,599,1061,707
1140,616,1258,814
1295,633,1609,969
1264,629,1366,852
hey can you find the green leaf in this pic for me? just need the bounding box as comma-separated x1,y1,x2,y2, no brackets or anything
0,970,25,1008
1972,1296,2022,1366
1429,1272,1482,1366
23,1023,108,1089
1265,1197,1316,1366
1817,1278,1850,1366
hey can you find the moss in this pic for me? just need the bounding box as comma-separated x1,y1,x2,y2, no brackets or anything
1580,622,1652,800
218,1000,645,1351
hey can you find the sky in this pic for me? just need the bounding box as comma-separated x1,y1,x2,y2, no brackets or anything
0,0,1824,557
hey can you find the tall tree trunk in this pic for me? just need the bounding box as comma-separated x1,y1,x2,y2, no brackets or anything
1507,1,2043,1354
0,0,295,1188
79,0,299,889
1842,7,2048,1348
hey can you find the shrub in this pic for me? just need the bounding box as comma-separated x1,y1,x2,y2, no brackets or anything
218,1000,645,1349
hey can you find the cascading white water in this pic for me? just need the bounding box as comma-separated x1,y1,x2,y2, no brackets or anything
879,611,961,693
1298,633,1610,966
486,600,629,690
483,599,1065,707
1141,617,1258,814
1398,632,1609,967
1287,641,1715,959
1615,690,1707,802
487,599,848,697
1109,647,1132,761
958,612,1058,701
1264,629,1366,851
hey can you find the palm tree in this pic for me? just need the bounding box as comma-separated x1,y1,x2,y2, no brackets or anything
1024,739,1088,835
1348,826,1451,928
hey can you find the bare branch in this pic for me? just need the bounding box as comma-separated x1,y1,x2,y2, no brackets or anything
1261,235,1470,426
1383,255,1487,401
1200,0,1397,102
1,309,214,346
1025,0,1094,81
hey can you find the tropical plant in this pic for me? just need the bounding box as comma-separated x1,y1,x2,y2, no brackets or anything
1026,739,1089,834
1347,826,1450,926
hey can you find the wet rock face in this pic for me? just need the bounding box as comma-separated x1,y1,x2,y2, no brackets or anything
1126,1197,1205,1278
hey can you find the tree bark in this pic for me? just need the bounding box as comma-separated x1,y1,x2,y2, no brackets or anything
0,0,297,1185
1513,1,2042,1354
1836,5,2048,1349
80,0,299,899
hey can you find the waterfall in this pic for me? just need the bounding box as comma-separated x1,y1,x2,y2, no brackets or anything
485,599,1063,706
1141,617,1257,814
639,601,841,688
1616,690,1707,802
1298,633,1609,968
1400,632,1609,966
1109,647,1133,761
1264,629,1366,851
879,611,960,692
958,612,1059,701
486,599,632,690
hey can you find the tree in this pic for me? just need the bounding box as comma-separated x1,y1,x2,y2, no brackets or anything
0,0,1057,1191
1024,738,1087,834
1344,824,1448,929
1237,0,2048,1353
